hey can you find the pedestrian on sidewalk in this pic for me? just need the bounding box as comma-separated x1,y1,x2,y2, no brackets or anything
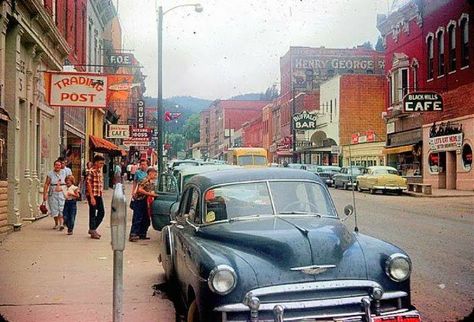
129,167,158,242
43,160,67,230
57,156,72,176
113,161,122,187
86,155,105,239
63,175,80,235
81,161,93,201
130,161,138,182
132,159,149,199
126,162,133,181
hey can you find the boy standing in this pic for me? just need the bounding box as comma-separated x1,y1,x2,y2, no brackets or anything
86,155,105,239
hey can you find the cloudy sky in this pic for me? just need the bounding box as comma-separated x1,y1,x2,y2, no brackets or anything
115,0,393,100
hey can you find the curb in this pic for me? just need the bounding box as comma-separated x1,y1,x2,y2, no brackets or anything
403,192,474,198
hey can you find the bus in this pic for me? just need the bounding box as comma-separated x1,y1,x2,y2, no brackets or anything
223,147,268,167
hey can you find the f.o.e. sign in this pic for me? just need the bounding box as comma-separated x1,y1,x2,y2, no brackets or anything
403,92,443,113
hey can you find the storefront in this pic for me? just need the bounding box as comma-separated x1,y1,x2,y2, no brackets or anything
384,128,423,181
422,116,474,191
342,142,386,167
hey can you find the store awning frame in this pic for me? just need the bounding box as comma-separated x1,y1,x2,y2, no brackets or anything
383,145,414,155
89,135,124,156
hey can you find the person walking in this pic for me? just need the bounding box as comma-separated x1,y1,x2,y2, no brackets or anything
63,175,80,235
129,167,158,242
81,161,93,201
57,156,72,176
130,161,138,182
86,155,105,239
43,160,67,230
126,162,133,181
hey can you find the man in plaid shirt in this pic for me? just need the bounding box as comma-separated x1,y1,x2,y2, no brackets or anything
86,155,105,239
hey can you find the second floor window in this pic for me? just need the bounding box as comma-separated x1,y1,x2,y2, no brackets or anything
448,24,456,72
427,36,434,79
460,17,469,67
437,30,445,76
390,68,409,104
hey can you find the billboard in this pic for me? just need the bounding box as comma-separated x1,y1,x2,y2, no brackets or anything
47,72,108,108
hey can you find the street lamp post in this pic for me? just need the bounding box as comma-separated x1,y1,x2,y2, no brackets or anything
291,86,297,163
156,3,203,174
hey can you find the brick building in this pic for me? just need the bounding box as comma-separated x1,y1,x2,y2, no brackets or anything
242,116,263,148
377,0,473,190
276,46,385,163
303,74,387,166
199,100,270,159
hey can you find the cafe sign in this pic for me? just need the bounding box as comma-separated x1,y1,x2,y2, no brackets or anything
107,124,131,139
403,92,443,112
429,133,463,152
293,111,318,130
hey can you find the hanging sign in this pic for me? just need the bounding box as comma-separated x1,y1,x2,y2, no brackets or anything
292,111,318,130
137,100,145,128
107,124,131,139
47,72,107,108
403,92,443,112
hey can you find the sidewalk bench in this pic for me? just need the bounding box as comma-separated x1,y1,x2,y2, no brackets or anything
408,183,432,195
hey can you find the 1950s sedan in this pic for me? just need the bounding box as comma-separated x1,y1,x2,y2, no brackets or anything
159,168,419,322
356,166,407,195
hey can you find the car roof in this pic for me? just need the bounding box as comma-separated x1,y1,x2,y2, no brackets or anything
368,166,397,171
186,168,323,190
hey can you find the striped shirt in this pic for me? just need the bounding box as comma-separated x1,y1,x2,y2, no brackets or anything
86,168,103,197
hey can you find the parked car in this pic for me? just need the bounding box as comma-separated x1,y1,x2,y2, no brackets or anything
357,166,407,195
159,168,419,321
333,166,366,190
150,164,239,231
286,163,307,170
308,165,341,186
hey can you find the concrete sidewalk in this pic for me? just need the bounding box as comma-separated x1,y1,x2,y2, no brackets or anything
0,182,175,322
404,188,474,198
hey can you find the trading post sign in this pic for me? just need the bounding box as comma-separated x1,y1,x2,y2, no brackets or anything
403,92,443,112
47,72,107,108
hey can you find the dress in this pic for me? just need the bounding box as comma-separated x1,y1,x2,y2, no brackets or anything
47,170,67,217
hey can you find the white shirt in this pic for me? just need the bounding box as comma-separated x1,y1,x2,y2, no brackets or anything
65,185,79,200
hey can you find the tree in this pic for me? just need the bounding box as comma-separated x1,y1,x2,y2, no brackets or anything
183,114,200,144
260,84,279,100
166,133,186,159
360,41,374,50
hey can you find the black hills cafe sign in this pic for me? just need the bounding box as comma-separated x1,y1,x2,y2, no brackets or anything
403,92,443,112
293,111,318,130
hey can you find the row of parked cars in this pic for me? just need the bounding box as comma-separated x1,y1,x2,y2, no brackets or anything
287,164,408,195
148,162,419,321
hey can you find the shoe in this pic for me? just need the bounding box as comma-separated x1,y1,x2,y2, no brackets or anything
88,229,94,235
96,231,102,237
139,236,151,240
129,236,139,242
67,231,73,235
53,225,58,230
59,226,65,231
91,233,100,239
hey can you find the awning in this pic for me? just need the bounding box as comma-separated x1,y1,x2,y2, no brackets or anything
383,145,414,155
89,135,124,156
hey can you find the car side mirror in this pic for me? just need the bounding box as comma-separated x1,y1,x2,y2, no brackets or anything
169,202,179,220
343,204,354,219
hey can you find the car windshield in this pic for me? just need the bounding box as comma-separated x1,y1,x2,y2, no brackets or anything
348,168,363,175
203,181,335,223
373,168,399,175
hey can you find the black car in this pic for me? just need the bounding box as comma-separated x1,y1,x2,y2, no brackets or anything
159,168,419,322
333,166,366,190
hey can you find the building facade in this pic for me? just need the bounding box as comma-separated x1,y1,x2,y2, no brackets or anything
0,0,69,233
378,0,473,190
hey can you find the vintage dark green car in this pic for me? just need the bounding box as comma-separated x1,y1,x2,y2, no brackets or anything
159,168,420,322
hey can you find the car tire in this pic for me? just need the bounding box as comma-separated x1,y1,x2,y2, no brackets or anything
187,299,200,322
160,226,175,281
357,183,363,192
334,181,339,189
370,188,376,194
343,182,347,190
397,189,403,195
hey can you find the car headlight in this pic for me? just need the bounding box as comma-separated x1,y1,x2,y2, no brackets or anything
208,265,237,295
385,253,411,282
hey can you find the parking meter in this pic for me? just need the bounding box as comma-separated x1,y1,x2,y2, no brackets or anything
111,183,127,250
110,183,127,322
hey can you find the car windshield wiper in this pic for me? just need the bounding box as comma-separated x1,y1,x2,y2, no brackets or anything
228,214,273,222
277,211,323,217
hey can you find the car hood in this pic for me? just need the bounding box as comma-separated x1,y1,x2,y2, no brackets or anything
197,217,367,286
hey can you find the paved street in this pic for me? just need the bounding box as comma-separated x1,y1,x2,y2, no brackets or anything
0,183,174,322
329,188,474,322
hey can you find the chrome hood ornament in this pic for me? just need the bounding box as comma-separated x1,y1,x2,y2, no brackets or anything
290,264,336,275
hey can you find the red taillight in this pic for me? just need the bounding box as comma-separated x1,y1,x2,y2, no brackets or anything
373,315,421,322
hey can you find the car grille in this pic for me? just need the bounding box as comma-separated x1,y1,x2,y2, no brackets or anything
215,280,410,322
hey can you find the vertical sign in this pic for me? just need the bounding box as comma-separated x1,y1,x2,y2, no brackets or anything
137,100,145,129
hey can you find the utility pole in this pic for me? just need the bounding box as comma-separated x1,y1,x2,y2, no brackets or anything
156,6,164,174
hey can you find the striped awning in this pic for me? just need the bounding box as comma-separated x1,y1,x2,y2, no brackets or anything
89,135,124,156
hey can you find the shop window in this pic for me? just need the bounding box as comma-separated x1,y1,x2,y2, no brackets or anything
437,29,445,76
427,35,434,79
448,24,456,72
462,144,472,171
460,15,469,67
429,152,440,173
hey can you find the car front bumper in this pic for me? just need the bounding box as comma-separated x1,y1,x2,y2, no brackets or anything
372,186,407,190
214,280,419,322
